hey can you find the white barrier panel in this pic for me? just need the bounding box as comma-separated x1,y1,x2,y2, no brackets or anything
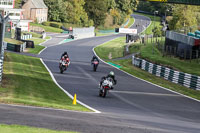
73,27,95,39
119,28,137,34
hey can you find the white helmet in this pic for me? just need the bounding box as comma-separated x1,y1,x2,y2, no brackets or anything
109,71,114,77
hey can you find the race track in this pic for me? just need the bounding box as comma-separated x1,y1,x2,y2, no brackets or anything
0,14,200,133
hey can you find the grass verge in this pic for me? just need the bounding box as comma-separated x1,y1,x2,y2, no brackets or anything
94,37,200,100
126,17,135,28
0,124,78,133
139,41,200,76
30,23,63,33
26,36,51,54
4,38,24,45
110,59,200,100
0,52,90,112
94,37,126,59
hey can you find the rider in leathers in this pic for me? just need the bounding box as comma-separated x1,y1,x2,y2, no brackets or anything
99,71,117,90
60,52,70,70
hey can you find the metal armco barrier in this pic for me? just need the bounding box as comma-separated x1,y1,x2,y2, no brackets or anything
6,42,26,52
132,56,200,90
0,14,9,83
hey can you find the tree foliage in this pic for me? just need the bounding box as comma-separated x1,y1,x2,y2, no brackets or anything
137,1,172,16
169,5,198,31
43,0,138,27
84,0,108,27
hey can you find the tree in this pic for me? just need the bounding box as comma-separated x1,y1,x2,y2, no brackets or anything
153,26,162,37
66,0,92,26
44,0,93,26
44,0,64,22
116,0,138,14
85,0,108,27
169,5,197,31
107,0,116,10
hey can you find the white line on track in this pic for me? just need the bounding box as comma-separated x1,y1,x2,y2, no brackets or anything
92,18,200,104
0,103,97,114
40,58,101,113
93,47,200,103
110,90,180,97
38,46,47,55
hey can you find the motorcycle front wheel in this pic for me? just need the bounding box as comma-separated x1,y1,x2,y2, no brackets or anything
99,90,102,97
102,88,107,98
93,64,97,71
60,66,65,74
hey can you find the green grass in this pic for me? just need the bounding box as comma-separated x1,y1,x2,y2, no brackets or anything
0,124,78,133
126,17,135,28
94,37,126,59
94,37,200,100
26,37,50,54
30,23,63,33
22,32,42,38
134,12,162,35
109,59,200,100
95,17,135,37
26,45,45,54
0,52,90,112
4,38,24,45
139,41,200,76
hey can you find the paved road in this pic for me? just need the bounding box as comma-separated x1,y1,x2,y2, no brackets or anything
0,14,200,133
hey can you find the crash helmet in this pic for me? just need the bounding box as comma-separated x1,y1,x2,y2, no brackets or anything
64,54,68,58
109,71,114,77
64,51,68,55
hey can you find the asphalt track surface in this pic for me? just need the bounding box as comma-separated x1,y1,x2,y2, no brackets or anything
0,14,200,133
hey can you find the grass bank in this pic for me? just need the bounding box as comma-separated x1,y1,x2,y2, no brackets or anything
4,38,24,45
95,36,200,76
139,42,200,76
0,124,78,133
30,23,63,33
94,37,200,100
110,59,200,100
95,37,126,59
0,52,90,112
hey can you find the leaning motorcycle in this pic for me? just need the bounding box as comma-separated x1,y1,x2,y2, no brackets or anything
59,59,69,74
92,60,99,71
99,77,113,98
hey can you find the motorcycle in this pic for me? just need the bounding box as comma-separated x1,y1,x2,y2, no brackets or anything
59,58,70,74
99,77,113,98
92,60,99,72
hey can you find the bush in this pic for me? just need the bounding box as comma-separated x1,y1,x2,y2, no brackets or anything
42,22,50,26
62,23,82,28
49,22,62,28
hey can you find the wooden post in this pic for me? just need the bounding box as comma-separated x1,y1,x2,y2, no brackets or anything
174,47,177,57
196,50,199,63
190,49,192,62
162,45,165,57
